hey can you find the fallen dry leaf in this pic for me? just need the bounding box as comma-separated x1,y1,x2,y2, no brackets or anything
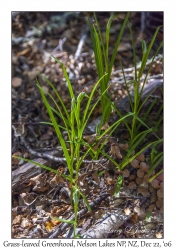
106,177,115,185
12,215,22,225
131,213,139,223
50,174,65,188
45,221,53,231
110,143,122,159
124,207,131,215
30,174,49,192
118,143,129,151
155,232,162,238
21,217,31,228
101,122,109,131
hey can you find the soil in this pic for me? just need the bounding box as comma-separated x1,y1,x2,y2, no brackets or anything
12,12,163,239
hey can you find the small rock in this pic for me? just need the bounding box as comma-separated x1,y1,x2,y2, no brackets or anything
12,77,22,87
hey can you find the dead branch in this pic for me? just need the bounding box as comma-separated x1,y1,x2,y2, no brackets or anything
81,209,131,238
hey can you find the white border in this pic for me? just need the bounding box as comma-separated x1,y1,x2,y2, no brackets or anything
0,0,174,249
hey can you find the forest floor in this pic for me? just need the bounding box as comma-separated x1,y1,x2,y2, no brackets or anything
12,12,163,239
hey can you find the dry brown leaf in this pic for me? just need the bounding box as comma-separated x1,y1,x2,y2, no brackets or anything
12,215,22,225
83,133,97,144
155,232,162,238
21,217,31,228
12,151,22,165
45,221,53,231
30,174,49,192
110,143,122,159
17,47,31,56
101,122,109,131
124,207,131,215
106,177,115,185
50,174,65,188
118,143,129,151
78,173,89,187
133,206,140,215
51,205,70,217
20,192,36,205
131,213,139,223
92,172,99,184
12,77,22,87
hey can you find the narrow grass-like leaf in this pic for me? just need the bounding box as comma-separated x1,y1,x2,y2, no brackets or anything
51,216,75,225
37,81,71,170
122,138,163,170
128,21,137,82
148,153,163,177
82,73,108,126
138,26,162,80
144,211,151,221
107,12,130,83
39,74,70,124
80,191,92,212
51,55,75,100
105,14,115,65
114,175,123,196
148,169,163,182
12,156,72,181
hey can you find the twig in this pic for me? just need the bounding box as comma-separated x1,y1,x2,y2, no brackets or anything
20,136,104,165
74,27,89,60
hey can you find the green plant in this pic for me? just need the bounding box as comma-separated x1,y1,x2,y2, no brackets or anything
88,13,163,179
13,55,134,237
100,26,163,176
121,23,163,147
88,12,130,130
148,144,163,182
